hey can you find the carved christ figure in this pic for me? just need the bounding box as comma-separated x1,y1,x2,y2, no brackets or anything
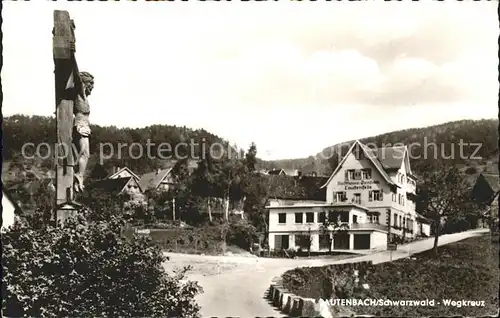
73,71,93,192
68,28,93,193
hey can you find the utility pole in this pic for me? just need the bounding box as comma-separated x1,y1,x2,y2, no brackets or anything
224,170,231,221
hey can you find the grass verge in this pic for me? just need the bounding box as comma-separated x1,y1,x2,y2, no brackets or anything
282,233,499,316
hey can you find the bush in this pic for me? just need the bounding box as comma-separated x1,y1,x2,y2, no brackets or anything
134,225,227,255
2,216,202,317
226,221,259,250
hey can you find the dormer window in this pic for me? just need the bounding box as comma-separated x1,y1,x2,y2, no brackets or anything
354,170,362,180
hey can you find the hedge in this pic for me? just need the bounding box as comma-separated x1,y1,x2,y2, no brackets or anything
2,216,202,317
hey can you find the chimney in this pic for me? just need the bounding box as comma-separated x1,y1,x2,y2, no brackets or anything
156,168,161,175
116,166,120,173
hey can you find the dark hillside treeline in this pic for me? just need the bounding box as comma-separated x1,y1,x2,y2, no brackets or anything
2,114,238,175
264,119,499,176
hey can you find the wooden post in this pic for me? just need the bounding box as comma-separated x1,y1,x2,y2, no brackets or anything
53,10,77,223
224,195,229,221
172,197,176,221
208,197,212,222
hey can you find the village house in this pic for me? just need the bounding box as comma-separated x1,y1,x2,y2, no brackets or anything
267,168,301,176
107,166,141,182
88,176,144,198
267,140,431,252
139,168,175,193
2,189,23,231
471,173,499,227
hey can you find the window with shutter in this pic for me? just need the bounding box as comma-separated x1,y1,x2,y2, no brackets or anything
354,170,361,180
353,193,361,204
368,191,373,201
337,192,346,202
361,168,372,179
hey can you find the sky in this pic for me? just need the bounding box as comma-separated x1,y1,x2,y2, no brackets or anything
2,1,498,160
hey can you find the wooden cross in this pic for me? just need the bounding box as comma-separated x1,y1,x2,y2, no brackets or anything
53,10,83,224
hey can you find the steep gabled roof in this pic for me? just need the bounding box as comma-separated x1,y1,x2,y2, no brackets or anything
267,168,285,175
87,177,133,195
107,167,140,180
368,146,407,171
282,169,299,176
471,173,499,205
321,140,398,189
483,174,500,192
139,168,173,192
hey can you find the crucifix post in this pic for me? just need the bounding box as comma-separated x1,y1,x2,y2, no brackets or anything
53,10,90,224
53,10,76,223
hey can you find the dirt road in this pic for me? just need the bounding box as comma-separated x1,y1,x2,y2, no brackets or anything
163,229,489,317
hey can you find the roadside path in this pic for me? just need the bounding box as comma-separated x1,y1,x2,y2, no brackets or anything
164,229,489,318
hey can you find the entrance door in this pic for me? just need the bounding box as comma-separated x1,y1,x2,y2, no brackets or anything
281,235,289,250
353,234,371,250
333,233,350,249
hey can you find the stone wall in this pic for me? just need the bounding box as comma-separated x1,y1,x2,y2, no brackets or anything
269,261,373,317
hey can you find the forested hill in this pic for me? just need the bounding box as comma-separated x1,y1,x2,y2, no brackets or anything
262,119,499,176
2,114,243,175
3,115,498,179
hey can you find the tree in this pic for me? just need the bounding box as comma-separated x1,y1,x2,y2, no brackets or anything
244,142,257,172
319,209,350,252
327,152,340,175
76,190,131,222
2,216,202,317
190,149,218,222
419,165,470,256
241,172,268,231
88,164,109,183
24,185,54,229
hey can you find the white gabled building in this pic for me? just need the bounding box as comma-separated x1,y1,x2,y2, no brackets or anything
2,189,23,231
267,140,431,252
267,202,388,251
